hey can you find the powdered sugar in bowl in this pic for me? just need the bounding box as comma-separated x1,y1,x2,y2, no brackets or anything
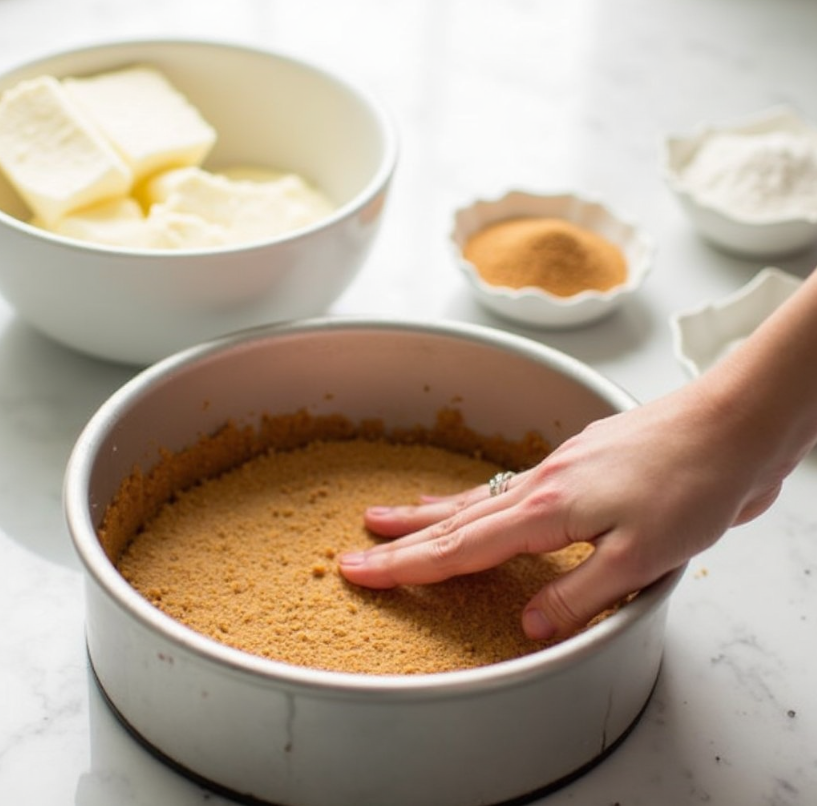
664,107,817,258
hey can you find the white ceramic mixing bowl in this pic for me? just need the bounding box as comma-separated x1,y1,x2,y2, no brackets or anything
0,39,397,364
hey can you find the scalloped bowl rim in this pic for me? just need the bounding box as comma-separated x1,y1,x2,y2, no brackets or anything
456,257,647,307
451,190,654,312
670,267,803,376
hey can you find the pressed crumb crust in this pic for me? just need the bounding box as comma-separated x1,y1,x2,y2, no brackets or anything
104,411,625,675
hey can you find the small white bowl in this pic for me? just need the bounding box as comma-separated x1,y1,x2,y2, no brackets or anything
0,39,397,365
670,267,802,377
664,107,817,258
451,190,654,329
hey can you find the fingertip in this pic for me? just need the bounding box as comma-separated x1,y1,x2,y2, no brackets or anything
338,551,367,568
522,607,557,641
363,505,411,538
365,506,393,518
338,551,377,583
338,550,398,589
363,506,393,529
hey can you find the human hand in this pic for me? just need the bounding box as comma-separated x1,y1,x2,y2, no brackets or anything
339,382,785,642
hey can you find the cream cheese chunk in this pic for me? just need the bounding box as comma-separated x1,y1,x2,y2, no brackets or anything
35,197,148,247
0,75,131,225
142,207,230,250
35,196,230,250
143,166,336,244
0,65,335,249
63,65,216,183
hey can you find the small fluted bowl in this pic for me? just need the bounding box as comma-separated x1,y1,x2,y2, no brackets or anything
451,190,654,329
663,107,817,258
670,267,803,377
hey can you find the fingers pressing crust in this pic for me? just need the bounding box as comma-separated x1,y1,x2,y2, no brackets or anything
362,472,527,538
341,507,528,589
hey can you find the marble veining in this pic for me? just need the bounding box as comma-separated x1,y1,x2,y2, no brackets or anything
1,1,816,804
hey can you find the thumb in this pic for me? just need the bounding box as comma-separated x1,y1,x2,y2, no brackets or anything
521,539,646,641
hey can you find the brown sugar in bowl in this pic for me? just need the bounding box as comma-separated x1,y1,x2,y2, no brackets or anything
452,190,654,328
463,217,627,297
65,317,684,806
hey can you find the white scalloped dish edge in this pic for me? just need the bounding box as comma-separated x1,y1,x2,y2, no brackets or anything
451,190,654,329
670,267,803,376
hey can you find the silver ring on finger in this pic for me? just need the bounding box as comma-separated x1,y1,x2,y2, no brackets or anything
488,470,515,497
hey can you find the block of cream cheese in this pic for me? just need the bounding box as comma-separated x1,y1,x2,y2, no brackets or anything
143,166,335,243
36,196,229,250
34,197,147,247
63,65,217,183
0,75,132,225
143,207,230,250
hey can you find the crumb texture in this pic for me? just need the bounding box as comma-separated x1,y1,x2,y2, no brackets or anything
108,413,622,675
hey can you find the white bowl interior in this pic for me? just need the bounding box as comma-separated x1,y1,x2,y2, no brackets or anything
81,318,637,516
0,41,397,364
0,39,391,222
665,107,817,190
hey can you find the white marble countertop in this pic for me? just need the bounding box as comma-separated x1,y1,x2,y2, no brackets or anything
1,1,816,803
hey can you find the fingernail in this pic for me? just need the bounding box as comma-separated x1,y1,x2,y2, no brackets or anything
339,552,368,567
366,506,393,517
523,608,556,641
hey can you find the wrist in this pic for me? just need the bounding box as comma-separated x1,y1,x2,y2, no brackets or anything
693,322,817,505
